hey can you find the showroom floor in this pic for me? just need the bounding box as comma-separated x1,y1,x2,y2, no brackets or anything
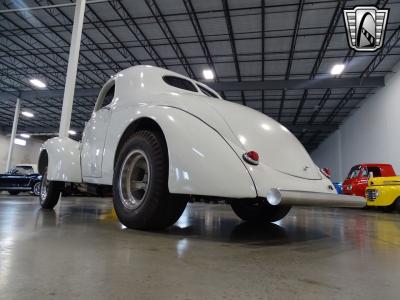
0,196,399,299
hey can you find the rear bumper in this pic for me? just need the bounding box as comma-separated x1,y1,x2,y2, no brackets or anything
266,188,366,208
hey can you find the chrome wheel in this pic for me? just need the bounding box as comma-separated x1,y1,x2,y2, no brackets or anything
33,182,41,196
40,170,49,200
119,150,150,210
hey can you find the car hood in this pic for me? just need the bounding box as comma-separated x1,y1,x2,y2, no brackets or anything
161,94,321,179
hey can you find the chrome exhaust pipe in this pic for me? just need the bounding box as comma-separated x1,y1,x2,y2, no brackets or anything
266,188,366,208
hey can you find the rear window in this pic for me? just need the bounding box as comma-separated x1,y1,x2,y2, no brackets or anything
197,84,219,98
163,76,197,92
347,166,361,179
362,167,382,177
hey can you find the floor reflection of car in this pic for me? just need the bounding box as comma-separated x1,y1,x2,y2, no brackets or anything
0,164,42,196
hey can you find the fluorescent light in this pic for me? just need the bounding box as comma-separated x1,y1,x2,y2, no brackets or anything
21,111,34,118
14,138,26,146
202,69,214,80
20,133,30,138
68,130,76,135
330,64,345,75
29,78,46,88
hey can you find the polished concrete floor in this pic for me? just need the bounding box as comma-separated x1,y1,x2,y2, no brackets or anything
1,195,400,299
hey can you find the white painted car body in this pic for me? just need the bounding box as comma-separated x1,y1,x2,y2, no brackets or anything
39,65,365,206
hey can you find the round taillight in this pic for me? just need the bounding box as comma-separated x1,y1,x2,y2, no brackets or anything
243,151,259,165
321,168,331,178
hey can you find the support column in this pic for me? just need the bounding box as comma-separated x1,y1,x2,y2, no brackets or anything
59,0,86,137
6,98,20,172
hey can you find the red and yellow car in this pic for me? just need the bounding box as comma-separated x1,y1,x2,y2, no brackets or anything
343,164,395,197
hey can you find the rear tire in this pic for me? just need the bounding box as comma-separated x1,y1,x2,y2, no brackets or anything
231,198,291,222
113,130,188,230
8,191,20,196
39,168,63,209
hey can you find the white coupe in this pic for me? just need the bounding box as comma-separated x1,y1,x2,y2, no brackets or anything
38,65,365,229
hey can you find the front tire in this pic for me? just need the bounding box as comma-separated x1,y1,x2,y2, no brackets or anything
231,198,291,223
113,130,188,230
33,182,41,196
39,168,63,209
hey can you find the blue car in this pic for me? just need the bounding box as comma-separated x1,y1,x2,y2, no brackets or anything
333,182,343,194
0,165,42,196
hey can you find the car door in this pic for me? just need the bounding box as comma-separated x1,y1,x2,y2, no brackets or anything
81,79,115,178
357,168,370,196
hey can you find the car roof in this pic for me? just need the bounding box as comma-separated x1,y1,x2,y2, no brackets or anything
354,163,393,168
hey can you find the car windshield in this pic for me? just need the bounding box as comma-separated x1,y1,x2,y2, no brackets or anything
10,166,34,175
347,166,361,179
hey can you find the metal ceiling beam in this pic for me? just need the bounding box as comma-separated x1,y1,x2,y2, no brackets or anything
284,0,304,79
182,0,225,99
41,0,122,75
325,88,355,123
222,0,246,106
308,89,332,125
309,1,397,150
293,1,345,125
311,0,392,136
261,0,265,113
280,0,304,121
208,77,384,91
278,90,285,122
35,0,116,83
361,24,400,79
0,0,110,14
183,0,215,72
0,77,384,99
144,0,196,78
108,0,167,68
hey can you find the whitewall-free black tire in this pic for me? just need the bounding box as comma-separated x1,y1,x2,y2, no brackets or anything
113,130,188,230
39,168,63,209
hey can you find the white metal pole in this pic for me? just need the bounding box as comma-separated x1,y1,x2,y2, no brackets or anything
59,0,86,137
6,98,20,172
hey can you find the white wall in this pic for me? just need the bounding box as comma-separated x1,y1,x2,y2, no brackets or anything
312,62,400,183
0,131,43,172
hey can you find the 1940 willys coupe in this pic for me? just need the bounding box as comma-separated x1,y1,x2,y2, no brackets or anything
38,66,365,229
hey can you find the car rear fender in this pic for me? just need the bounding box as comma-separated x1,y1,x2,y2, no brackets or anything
101,105,257,198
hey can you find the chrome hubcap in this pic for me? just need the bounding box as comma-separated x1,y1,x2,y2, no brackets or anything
119,150,150,210
34,182,41,196
40,170,49,200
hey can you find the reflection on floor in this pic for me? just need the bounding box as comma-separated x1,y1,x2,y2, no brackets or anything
1,195,400,299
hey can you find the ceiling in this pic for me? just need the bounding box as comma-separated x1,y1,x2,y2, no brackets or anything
0,0,399,151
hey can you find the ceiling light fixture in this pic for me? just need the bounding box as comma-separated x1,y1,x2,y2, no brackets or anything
202,69,214,80
29,78,46,88
20,133,30,138
21,111,34,118
68,130,77,135
330,64,345,75
14,138,26,146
